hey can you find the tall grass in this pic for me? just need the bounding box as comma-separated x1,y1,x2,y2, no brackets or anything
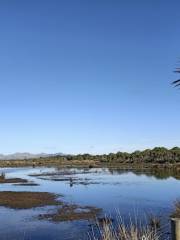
89,214,162,240
171,200,180,218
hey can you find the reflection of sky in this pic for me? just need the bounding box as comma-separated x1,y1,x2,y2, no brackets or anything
0,167,180,240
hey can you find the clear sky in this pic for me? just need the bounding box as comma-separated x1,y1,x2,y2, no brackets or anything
0,0,180,154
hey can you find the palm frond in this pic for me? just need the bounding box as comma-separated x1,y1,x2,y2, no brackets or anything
172,63,180,87
173,68,180,73
172,79,180,87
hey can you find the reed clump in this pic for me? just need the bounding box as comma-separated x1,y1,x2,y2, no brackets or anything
89,214,161,240
0,172,5,180
171,200,180,218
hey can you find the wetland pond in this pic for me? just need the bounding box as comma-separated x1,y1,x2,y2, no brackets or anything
0,167,180,240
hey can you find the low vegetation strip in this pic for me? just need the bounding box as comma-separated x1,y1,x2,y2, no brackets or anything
0,147,180,168
0,191,62,209
0,190,101,222
0,177,28,184
0,172,28,184
39,204,101,222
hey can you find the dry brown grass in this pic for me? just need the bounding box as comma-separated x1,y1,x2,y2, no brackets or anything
171,200,180,218
95,224,160,240
89,214,161,240
0,191,62,209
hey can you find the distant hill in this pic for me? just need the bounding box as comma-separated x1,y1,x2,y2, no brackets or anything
0,152,64,160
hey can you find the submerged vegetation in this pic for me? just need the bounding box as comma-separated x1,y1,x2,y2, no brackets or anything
40,204,101,222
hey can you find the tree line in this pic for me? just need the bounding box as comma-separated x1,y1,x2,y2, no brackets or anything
51,147,180,164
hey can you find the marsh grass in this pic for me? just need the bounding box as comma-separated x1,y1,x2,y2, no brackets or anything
0,172,5,180
39,204,101,222
0,191,62,209
0,175,28,184
89,213,162,240
171,200,180,218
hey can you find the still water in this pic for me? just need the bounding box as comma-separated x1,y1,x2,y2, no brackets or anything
0,167,179,240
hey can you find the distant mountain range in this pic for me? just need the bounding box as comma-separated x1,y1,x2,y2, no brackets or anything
0,152,64,160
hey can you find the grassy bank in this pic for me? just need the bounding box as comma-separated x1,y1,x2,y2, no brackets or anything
89,213,163,240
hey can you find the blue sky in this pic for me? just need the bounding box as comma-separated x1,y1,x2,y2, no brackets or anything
0,0,180,154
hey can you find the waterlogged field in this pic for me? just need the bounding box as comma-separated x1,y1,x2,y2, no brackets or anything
0,167,180,240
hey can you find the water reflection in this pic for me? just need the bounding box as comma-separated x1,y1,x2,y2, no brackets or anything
0,167,179,240
107,168,180,180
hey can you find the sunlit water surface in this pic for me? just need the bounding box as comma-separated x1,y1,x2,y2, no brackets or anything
0,167,179,240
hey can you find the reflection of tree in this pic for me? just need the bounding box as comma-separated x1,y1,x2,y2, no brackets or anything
149,168,180,180
107,167,180,180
